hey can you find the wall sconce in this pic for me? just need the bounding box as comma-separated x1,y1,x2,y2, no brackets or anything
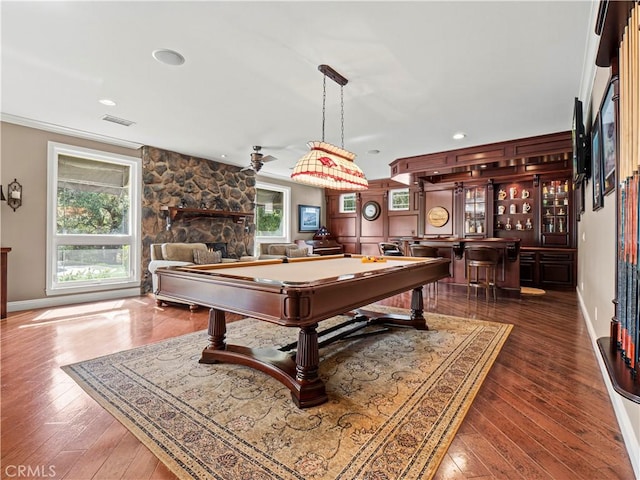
6,179,22,212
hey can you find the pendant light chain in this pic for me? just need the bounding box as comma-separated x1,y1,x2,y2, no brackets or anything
321,75,327,143
290,64,368,191
340,85,345,149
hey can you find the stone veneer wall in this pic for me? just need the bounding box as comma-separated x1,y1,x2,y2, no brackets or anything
140,146,255,293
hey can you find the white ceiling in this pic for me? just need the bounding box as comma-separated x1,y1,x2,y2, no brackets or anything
1,1,596,182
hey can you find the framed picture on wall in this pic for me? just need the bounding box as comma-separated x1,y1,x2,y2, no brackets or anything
592,113,604,211
298,205,321,232
600,79,618,196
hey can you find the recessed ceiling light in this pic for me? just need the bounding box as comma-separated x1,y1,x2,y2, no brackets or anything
480,164,487,169
152,49,185,66
220,154,227,158
99,98,116,106
452,132,466,140
433,171,440,174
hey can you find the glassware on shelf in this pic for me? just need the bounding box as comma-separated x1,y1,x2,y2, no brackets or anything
541,179,571,236
464,186,486,235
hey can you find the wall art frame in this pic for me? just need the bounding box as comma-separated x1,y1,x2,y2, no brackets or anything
298,204,321,232
600,77,618,196
592,112,604,211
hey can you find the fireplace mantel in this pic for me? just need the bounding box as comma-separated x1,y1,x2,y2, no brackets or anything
161,206,253,229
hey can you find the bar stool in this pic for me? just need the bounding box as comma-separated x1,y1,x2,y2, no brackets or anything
408,244,440,300
466,247,499,301
408,244,438,257
378,242,404,256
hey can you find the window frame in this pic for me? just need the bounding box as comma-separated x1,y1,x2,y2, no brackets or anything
46,142,141,295
255,181,291,249
388,188,410,211
339,193,357,213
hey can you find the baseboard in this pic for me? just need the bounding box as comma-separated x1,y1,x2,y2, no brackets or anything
7,288,142,313
576,287,640,479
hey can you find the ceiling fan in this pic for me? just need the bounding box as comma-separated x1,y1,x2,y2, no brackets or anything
241,145,277,173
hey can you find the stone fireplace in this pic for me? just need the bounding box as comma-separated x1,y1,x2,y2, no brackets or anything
140,146,255,293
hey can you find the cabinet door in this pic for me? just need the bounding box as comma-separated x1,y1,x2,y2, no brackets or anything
539,252,575,287
519,251,536,286
463,186,486,236
541,179,570,247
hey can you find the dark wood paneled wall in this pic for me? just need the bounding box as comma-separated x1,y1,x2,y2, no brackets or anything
425,189,454,236
327,132,575,257
325,179,419,255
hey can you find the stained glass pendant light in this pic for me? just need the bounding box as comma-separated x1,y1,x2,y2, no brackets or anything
291,65,368,190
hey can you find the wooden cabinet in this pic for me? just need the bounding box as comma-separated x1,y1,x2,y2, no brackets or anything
519,250,536,284
463,186,487,236
520,247,576,289
541,179,571,247
493,181,536,245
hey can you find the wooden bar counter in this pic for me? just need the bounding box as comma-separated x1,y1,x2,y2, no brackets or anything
393,237,521,297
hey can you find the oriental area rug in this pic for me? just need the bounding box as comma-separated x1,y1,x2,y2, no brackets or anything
63,306,512,480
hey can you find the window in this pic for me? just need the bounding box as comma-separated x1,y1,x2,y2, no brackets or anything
255,182,290,245
46,142,141,295
389,188,410,211
339,193,356,213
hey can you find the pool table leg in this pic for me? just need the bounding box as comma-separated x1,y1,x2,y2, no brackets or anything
205,307,226,350
199,308,328,409
293,324,328,407
410,286,426,326
359,286,428,330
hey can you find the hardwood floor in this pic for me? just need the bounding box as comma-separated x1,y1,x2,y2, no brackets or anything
1,288,635,480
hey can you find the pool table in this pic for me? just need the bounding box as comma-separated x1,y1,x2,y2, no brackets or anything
155,254,450,408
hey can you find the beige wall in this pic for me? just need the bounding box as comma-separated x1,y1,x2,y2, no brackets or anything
0,122,325,305
578,67,640,472
0,122,141,303
256,173,325,243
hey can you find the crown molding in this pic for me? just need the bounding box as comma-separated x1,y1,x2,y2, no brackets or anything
579,1,605,106
1,113,143,150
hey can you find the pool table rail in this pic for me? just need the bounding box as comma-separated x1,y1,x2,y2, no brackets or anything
156,255,450,327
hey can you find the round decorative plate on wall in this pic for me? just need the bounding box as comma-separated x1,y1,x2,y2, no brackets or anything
362,201,381,221
427,206,449,227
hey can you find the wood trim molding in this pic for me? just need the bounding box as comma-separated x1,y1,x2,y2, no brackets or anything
390,131,572,185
